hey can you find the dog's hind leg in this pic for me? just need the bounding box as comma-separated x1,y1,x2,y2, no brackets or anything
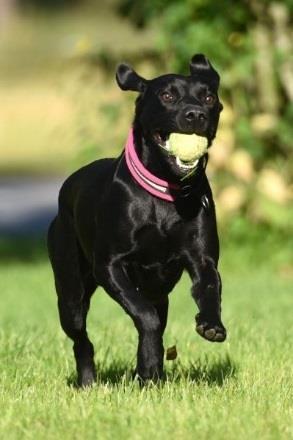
96,261,164,382
48,214,97,387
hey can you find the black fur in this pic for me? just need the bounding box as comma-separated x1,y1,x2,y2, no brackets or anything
48,54,226,387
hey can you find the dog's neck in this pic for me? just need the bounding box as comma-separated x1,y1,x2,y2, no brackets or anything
132,123,178,184
132,122,207,187
125,127,179,202
126,123,210,215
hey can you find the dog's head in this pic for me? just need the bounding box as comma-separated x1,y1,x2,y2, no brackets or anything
116,54,223,176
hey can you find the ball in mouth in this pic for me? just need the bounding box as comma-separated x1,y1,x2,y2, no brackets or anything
154,132,208,170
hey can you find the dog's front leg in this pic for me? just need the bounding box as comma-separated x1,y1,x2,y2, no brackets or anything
185,253,226,342
97,260,164,381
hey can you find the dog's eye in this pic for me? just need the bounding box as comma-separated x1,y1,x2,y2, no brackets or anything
204,94,216,105
161,92,174,103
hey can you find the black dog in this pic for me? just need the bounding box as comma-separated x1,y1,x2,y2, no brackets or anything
48,54,226,387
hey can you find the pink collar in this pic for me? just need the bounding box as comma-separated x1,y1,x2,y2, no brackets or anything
125,129,180,202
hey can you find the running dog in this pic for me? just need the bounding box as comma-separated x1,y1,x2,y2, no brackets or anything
48,54,226,387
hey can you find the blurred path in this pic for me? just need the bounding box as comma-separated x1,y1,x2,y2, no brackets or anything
0,177,63,236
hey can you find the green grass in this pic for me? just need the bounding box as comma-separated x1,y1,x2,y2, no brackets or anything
0,245,292,439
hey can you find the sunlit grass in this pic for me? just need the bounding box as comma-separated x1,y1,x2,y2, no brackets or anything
0,246,292,439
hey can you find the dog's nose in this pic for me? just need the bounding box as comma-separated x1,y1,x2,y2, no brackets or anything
185,109,206,123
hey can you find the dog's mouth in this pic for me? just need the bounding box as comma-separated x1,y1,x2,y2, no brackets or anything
153,132,208,171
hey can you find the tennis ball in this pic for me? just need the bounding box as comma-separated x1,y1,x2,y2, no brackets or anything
169,133,208,162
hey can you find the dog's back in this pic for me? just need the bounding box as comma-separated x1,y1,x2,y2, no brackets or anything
50,157,118,261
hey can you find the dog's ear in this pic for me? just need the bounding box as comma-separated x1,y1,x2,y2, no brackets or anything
190,54,220,88
116,63,147,92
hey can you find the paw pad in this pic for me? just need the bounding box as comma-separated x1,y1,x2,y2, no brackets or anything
195,315,226,343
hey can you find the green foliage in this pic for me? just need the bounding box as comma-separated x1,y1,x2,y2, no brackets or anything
2,1,291,233
119,0,292,157
118,0,293,231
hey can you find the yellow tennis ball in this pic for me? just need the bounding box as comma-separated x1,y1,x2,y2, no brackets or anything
169,133,208,162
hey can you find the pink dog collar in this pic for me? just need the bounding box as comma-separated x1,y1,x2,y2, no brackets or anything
125,129,180,202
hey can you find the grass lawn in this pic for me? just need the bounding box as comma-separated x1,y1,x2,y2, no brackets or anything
0,244,292,439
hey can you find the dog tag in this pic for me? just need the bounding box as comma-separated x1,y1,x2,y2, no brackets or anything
166,345,178,360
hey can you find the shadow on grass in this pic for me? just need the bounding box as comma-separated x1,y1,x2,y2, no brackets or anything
66,354,236,388
66,361,132,389
169,354,237,386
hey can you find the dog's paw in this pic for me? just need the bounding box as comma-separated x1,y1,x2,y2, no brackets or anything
195,313,227,342
77,366,97,388
134,364,163,385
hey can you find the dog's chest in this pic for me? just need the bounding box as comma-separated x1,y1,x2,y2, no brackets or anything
128,200,191,264
134,222,179,261
125,222,184,297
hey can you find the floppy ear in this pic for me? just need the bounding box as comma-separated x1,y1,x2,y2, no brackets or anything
116,63,147,92
190,54,220,88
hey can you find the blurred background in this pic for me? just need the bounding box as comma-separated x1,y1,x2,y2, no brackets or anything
1,3,292,433
0,0,292,266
